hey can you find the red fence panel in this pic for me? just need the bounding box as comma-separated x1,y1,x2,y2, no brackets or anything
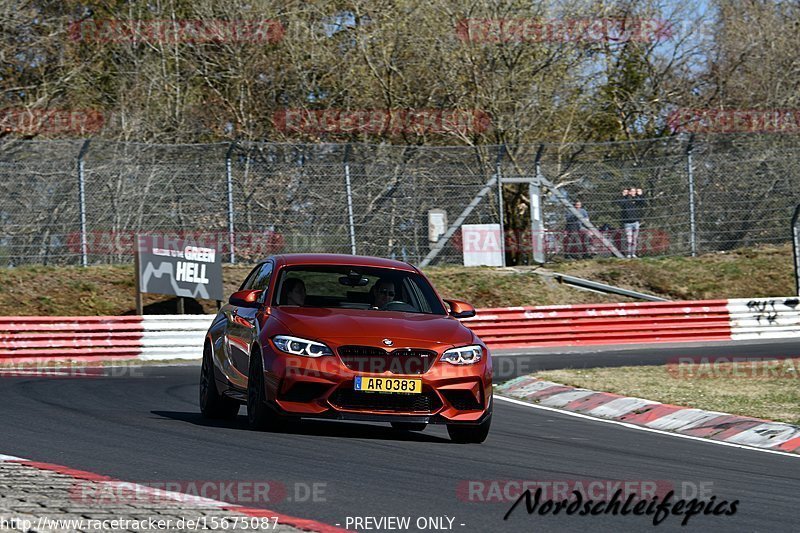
461,300,733,349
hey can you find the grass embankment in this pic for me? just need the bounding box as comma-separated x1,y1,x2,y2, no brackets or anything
0,244,793,316
533,360,800,425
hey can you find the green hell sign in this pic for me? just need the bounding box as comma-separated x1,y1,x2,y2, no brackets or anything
135,235,223,301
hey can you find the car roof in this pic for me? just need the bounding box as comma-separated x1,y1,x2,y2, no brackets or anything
271,253,418,272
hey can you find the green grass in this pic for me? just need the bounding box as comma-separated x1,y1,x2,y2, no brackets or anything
0,244,794,315
533,360,800,425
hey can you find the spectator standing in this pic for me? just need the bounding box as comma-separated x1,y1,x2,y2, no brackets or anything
564,201,591,259
618,188,646,258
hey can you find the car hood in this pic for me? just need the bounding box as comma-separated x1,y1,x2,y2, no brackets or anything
270,307,475,349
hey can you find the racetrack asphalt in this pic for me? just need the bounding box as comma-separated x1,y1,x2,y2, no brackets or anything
0,342,798,532
492,337,800,380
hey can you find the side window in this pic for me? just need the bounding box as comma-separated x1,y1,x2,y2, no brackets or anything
252,262,273,302
239,264,263,290
404,278,429,313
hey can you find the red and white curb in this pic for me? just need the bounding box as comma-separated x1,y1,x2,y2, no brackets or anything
0,454,347,533
495,376,800,455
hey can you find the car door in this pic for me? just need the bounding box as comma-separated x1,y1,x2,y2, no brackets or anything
220,263,261,384
228,261,273,378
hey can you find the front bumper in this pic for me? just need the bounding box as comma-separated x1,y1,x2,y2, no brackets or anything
289,399,493,426
262,346,493,424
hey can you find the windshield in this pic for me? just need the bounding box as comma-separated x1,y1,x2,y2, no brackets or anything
273,265,446,315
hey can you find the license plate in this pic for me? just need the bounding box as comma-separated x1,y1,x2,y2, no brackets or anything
354,376,422,394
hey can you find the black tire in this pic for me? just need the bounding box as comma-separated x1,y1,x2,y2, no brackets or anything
199,343,240,420
447,413,492,444
390,422,427,432
247,348,285,431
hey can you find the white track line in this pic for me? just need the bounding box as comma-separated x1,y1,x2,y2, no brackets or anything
494,394,800,459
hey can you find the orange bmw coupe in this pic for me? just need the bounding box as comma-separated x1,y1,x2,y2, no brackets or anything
200,254,492,443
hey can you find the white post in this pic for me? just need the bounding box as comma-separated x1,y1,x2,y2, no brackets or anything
77,140,91,267
344,145,357,255
226,142,236,263
687,134,697,257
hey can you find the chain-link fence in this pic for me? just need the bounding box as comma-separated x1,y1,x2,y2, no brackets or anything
1,134,798,267
521,134,800,261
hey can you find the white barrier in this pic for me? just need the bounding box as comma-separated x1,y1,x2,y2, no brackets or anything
140,315,214,360
728,297,800,340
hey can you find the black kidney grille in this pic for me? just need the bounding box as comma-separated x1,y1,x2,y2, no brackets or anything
337,346,436,374
338,346,387,357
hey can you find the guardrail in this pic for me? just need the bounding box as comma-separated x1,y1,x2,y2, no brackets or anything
139,315,214,360
728,297,800,340
549,272,670,302
0,316,144,361
463,300,733,349
0,297,797,362
0,315,213,363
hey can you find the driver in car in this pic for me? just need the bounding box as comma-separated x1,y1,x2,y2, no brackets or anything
283,278,306,306
370,279,396,309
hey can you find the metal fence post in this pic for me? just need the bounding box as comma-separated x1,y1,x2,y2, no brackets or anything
686,134,697,257
495,145,507,267
77,139,91,267
532,144,546,264
792,204,800,296
344,144,357,255
225,141,236,264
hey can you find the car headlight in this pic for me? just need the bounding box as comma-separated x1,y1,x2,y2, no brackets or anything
272,335,333,357
441,345,483,365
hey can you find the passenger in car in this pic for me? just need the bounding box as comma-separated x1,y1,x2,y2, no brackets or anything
283,278,306,306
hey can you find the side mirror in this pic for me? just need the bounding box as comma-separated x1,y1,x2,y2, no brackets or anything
444,299,476,319
229,289,263,308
